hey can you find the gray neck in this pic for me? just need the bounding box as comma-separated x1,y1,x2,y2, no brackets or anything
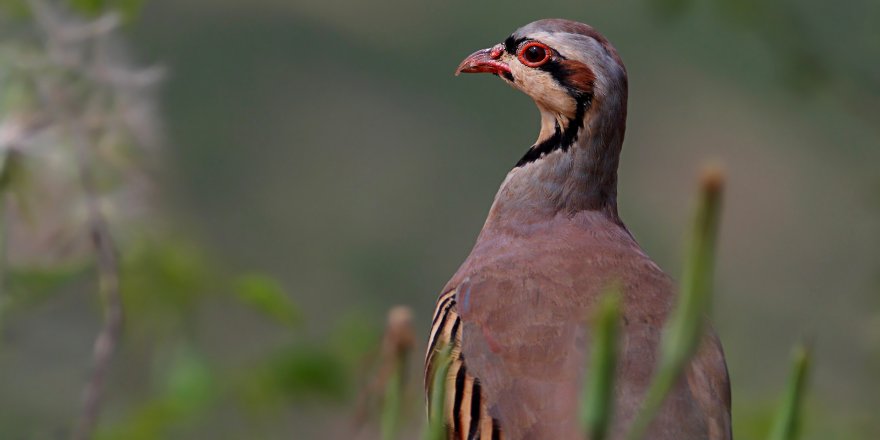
482,94,627,230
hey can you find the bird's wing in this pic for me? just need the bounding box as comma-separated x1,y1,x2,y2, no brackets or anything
684,329,733,440
426,287,505,440
451,269,595,440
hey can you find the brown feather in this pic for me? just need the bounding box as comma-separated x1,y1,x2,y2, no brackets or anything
557,59,596,95
427,289,506,440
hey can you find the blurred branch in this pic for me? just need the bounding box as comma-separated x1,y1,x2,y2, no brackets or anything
72,170,122,440
2,1,163,437
380,306,414,440
352,306,415,439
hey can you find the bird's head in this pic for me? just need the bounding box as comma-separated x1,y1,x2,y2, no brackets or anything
455,19,627,150
455,19,629,216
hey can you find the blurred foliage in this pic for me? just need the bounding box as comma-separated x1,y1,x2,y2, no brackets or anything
121,240,211,327
6,262,89,301
652,0,877,94
97,346,217,440
66,0,143,18
234,273,301,328
241,343,350,406
0,2,377,438
0,0,143,20
106,236,366,435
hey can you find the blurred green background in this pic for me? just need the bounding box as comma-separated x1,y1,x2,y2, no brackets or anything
0,0,878,438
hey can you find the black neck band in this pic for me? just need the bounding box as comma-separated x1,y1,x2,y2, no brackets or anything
514,95,591,168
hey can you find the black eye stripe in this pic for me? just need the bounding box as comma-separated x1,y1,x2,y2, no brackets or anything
504,35,523,54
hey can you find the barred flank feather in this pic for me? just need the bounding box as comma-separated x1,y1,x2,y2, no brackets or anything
425,288,503,440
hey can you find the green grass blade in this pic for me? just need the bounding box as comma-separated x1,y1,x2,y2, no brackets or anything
581,290,622,440
380,306,414,440
768,344,811,440
424,344,452,440
380,357,404,440
626,167,724,440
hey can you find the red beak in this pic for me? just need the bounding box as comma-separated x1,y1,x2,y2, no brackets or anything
455,45,510,76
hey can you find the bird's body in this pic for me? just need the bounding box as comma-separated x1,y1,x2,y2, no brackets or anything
425,19,730,440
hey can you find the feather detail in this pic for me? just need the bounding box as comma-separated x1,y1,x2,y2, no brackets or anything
426,288,504,440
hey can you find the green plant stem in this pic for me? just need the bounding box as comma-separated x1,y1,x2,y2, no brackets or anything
381,356,405,440
424,345,452,440
72,197,123,440
768,344,811,440
626,167,724,440
581,291,622,440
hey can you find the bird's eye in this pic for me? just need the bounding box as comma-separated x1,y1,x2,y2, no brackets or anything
517,42,551,67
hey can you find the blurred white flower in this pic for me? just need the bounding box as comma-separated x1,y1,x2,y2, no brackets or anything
0,0,163,268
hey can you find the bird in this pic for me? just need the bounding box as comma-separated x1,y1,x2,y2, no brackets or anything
424,19,731,440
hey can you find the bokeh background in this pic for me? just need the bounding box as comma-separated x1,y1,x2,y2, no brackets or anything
0,0,878,438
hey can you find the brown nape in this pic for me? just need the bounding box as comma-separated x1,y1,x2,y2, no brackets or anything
556,59,596,96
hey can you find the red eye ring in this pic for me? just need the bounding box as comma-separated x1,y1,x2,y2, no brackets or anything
517,42,552,67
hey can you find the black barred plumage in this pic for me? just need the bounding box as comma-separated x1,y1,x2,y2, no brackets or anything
469,379,482,439
453,366,465,434
425,288,504,440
